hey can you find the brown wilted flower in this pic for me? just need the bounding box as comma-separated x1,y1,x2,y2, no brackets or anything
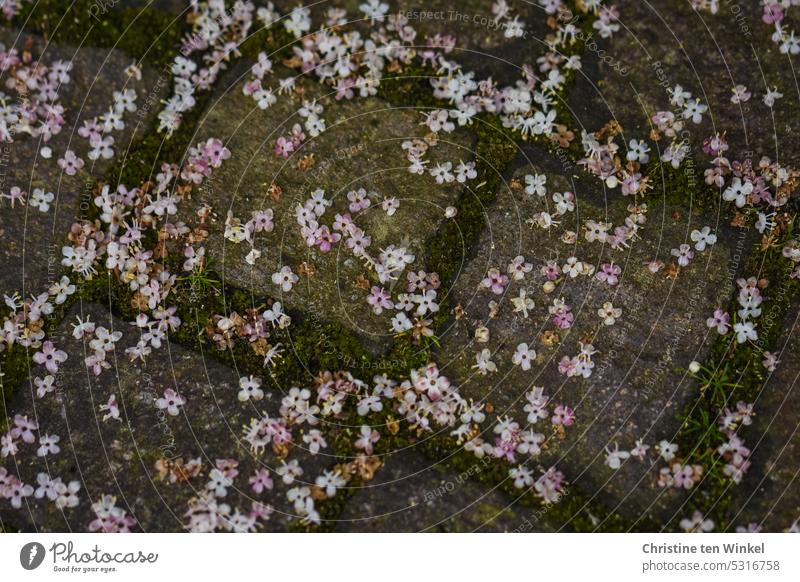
355,274,371,290
296,153,315,172
196,203,213,223
176,183,193,198
410,318,434,344
131,292,150,311
272,440,292,459
250,338,271,357
729,213,748,228
188,226,210,244
282,55,303,69
267,182,283,202
298,261,316,277
664,263,680,279
387,60,403,73
310,485,328,501
155,457,203,484
541,330,560,347
550,124,575,147
596,120,623,140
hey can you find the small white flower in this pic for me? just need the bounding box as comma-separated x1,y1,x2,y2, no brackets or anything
597,302,622,326
690,226,717,251
656,440,678,462
733,321,757,344
763,87,783,108
473,348,497,375
605,444,630,470
245,248,261,265
155,389,185,416
391,312,413,333
29,188,55,212
524,173,547,197
272,266,299,292
382,197,399,216
238,375,264,402
722,177,753,208
512,343,536,371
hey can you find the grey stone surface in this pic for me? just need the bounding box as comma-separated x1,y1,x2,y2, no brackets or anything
0,28,163,296
184,63,473,353
0,302,327,532
434,146,738,524
335,448,541,532
569,0,800,164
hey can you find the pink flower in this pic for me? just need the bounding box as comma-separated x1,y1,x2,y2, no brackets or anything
242,79,262,96
251,209,274,233
706,309,730,334
275,136,295,158
534,467,566,504
268,420,293,446
249,469,274,494
481,268,509,294
6,479,33,508
57,150,84,175
367,286,393,315
89,495,137,532
290,124,306,147
763,3,784,24
553,310,574,329
540,260,561,281
202,137,231,167
155,389,185,416
551,405,575,427
355,425,380,455
596,262,621,285
12,414,38,443
347,188,372,213
33,341,68,374
335,77,355,100
315,225,341,252
558,356,576,377
493,437,518,462
672,464,697,490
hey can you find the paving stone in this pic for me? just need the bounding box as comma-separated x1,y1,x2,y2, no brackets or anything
569,0,800,165
334,448,542,532
0,302,328,532
433,145,739,525
0,28,164,296
184,62,473,353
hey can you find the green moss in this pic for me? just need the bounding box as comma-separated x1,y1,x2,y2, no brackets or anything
13,1,184,70
0,345,30,427
646,161,720,212
428,116,517,282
